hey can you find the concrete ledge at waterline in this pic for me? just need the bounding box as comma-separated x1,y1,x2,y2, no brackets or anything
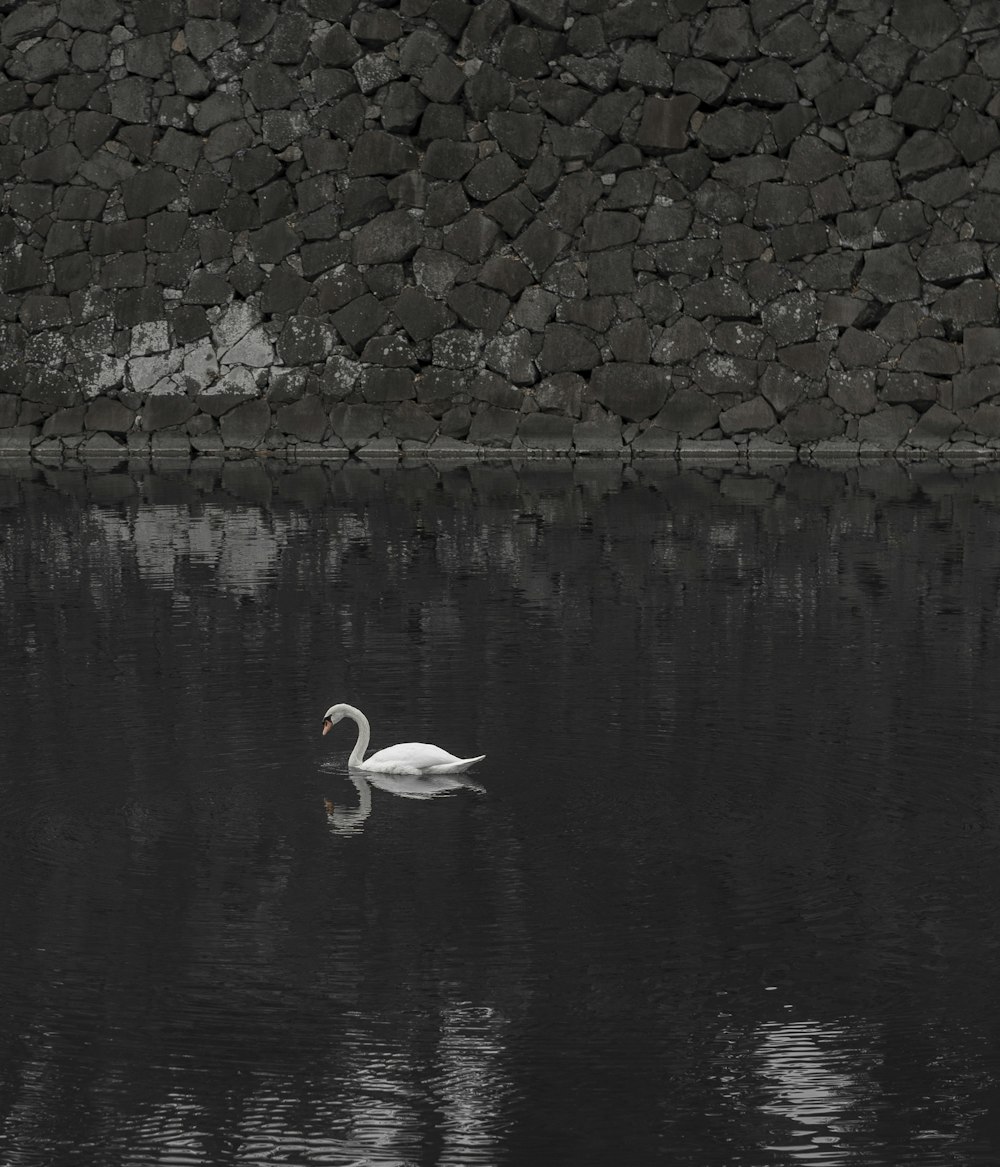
404,436,480,458
9,426,1000,465
745,436,798,462
678,438,740,461
288,441,350,461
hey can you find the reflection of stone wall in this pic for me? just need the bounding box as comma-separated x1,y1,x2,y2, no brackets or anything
3,0,1000,462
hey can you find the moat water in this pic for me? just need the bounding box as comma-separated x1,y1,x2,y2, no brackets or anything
1,456,999,1165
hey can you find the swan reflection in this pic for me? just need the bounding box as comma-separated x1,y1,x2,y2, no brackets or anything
325,773,484,836
744,1017,880,1164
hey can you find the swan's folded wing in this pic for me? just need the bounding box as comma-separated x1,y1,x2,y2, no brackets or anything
361,741,478,774
425,755,487,774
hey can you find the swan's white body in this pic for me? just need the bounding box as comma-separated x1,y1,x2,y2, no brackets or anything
322,703,485,775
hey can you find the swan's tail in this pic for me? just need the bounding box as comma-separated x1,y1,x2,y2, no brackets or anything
426,754,486,774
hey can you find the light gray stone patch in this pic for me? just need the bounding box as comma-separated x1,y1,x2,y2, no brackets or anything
182,340,220,389
129,350,184,393
221,328,273,369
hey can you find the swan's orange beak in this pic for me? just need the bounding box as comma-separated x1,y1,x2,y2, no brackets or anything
322,718,332,736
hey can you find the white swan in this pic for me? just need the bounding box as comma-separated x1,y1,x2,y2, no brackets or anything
322,703,485,775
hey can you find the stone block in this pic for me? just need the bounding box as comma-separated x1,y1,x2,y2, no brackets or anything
419,53,466,103
906,403,960,450
353,53,402,95
0,426,37,453
487,111,543,164
442,211,502,264
468,405,518,446
931,281,998,329
964,328,1000,367
691,351,758,396
275,395,328,442
682,277,754,320
851,160,899,209
446,285,510,335
694,6,755,59
0,247,46,293
635,94,699,152
858,245,920,303
891,0,958,50
881,372,939,404
381,83,426,135
893,84,951,129
631,425,677,455
845,117,905,163
898,339,960,376
135,0,184,34
782,401,845,443
655,388,718,437
874,201,928,245
696,108,768,158
591,364,669,422
349,130,419,177
895,131,957,182
42,405,87,437
277,318,333,365
432,329,481,369
534,373,584,417
816,77,877,125
786,137,847,184
518,412,574,451
329,403,382,445
951,108,1000,166
484,330,536,384
19,295,71,330
220,399,270,449
332,294,389,350
464,153,523,202
315,25,362,68
23,144,83,184
724,57,790,105
538,325,600,374
837,327,888,368
387,400,437,443
419,369,469,408
918,242,984,285
514,220,570,277
573,419,623,454
3,3,57,45
829,370,876,415
719,396,776,435
149,431,191,457
755,182,810,228
587,249,636,296
907,169,974,208
141,396,198,432
950,367,1000,410
761,291,818,346
244,61,297,109
85,399,134,433
359,366,415,404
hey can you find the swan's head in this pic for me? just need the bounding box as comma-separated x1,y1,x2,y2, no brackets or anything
322,704,348,736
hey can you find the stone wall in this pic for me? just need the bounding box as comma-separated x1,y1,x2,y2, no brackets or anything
2,0,1000,463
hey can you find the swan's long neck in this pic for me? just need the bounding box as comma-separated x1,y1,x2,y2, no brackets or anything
343,705,371,768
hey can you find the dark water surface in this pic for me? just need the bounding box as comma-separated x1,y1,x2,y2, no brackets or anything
2,457,1000,1166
